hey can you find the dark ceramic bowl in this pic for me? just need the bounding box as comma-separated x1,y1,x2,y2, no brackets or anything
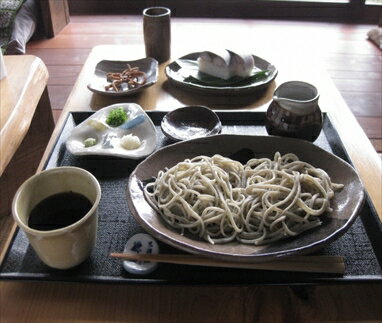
161,106,222,141
127,135,364,263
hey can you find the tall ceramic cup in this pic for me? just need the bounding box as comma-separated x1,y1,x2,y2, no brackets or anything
12,167,101,269
143,7,171,63
265,81,323,142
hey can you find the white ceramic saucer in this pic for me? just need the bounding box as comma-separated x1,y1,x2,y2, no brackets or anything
66,103,157,159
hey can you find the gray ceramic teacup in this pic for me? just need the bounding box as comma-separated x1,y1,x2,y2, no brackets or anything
12,167,101,269
143,7,171,63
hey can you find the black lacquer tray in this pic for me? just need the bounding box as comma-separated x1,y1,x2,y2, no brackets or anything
1,111,381,285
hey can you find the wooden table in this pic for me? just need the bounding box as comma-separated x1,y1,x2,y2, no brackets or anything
1,20,382,321
48,44,382,220
0,55,54,217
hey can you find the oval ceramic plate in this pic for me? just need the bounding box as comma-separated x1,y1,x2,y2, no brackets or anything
66,103,157,159
127,135,364,263
165,52,278,95
161,105,222,141
87,58,158,96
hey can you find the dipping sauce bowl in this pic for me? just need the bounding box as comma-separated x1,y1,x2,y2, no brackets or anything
161,105,222,141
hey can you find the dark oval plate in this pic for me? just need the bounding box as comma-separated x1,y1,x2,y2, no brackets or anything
165,52,278,95
87,58,158,96
127,135,364,263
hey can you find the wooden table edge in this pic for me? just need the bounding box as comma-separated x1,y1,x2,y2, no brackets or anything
0,55,50,263
0,55,49,174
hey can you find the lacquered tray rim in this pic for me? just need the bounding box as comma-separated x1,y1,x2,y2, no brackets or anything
1,111,381,285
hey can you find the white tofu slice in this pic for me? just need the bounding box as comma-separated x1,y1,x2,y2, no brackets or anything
197,50,232,80
227,50,255,78
197,49,255,80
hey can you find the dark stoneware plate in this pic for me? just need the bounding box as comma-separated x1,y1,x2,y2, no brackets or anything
87,58,158,96
165,52,278,95
127,135,365,263
161,105,222,141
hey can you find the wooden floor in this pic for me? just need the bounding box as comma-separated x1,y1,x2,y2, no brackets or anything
26,15,382,155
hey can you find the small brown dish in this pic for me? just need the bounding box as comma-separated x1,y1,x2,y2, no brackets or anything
87,58,158,97
161,106,222,141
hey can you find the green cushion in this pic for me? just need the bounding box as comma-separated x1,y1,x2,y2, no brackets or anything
0,0,26,53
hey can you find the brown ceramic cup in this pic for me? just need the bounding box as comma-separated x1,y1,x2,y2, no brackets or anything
265,81,323,142
143,7,171,63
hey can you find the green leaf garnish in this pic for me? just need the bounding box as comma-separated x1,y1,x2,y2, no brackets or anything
106,107,128,127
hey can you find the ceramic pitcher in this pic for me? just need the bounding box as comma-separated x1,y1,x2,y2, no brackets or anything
265,81,323,142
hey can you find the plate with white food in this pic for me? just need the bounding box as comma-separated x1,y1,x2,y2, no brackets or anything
165,50,278,95
127,135,364,263
66,103,157,159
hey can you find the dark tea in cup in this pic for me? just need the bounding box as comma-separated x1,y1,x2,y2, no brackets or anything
28,192,93,231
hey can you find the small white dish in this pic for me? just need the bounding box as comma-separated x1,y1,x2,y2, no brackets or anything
122,233,159,275
66,103,157,159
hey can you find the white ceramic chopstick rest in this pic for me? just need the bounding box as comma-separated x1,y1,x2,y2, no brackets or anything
122,233,159,275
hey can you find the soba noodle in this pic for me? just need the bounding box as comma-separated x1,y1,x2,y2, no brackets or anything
144,153,343,245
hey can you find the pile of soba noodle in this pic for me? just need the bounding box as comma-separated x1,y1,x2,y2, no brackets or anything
144,153,343,245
